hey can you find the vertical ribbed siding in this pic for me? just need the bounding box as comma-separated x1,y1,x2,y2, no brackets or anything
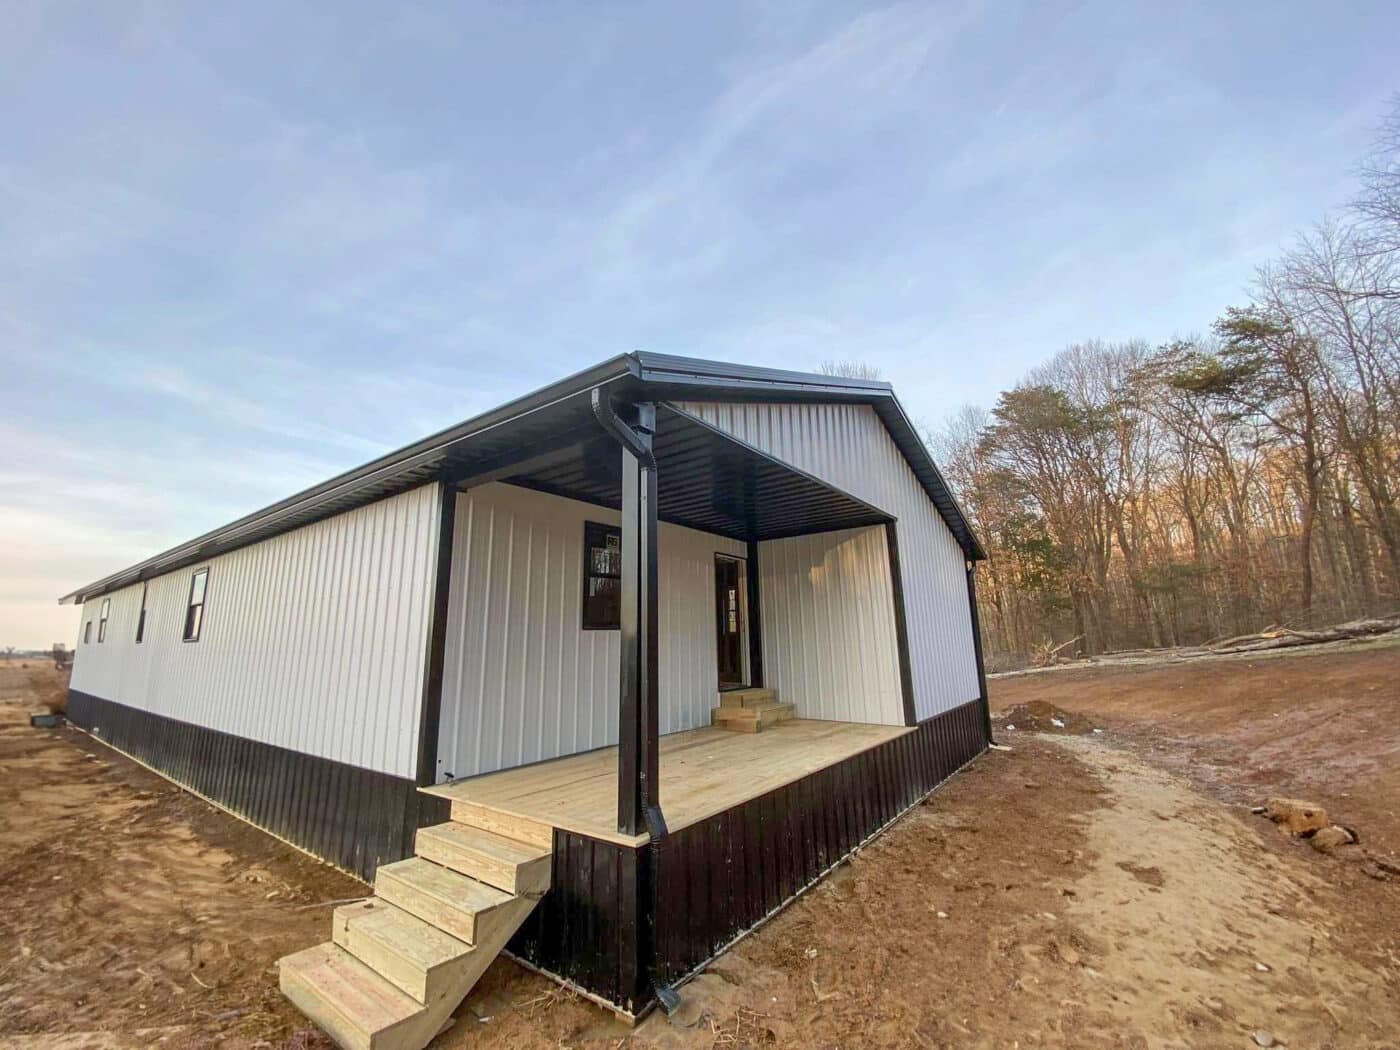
677,402,979,720
436,483,746,782
68,484,441,778
757,526,904,725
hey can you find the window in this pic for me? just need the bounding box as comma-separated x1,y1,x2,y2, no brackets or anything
83,620,92,644
135,583,148,644
581,521,622,630
98,598,110,643
183,568,209,642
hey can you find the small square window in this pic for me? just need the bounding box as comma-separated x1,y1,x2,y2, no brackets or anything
581,521,621,630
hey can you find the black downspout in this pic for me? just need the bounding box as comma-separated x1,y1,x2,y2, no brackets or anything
410,480,458,844
589,389,678,1015
965,560,993,745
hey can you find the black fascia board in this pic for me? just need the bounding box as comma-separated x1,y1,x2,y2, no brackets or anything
631,353,985,561
60,350,983,605
59,355,639,604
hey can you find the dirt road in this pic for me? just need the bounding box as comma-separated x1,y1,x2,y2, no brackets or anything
991,636,1400,858
2,650,1398,1048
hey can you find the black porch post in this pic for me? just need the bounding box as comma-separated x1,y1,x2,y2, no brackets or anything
589,391,663,838
965,560,993,744
883,522,919,727
745,539,763,689
618,431,660,837
591,391,677,1014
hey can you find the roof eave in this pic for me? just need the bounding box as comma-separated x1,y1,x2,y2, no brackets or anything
59,354,639,604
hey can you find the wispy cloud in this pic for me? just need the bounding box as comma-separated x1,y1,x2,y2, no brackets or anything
1,0,1397,646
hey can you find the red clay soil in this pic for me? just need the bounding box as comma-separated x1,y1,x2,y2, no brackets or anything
990,638,1400,860
3,655,1399,1048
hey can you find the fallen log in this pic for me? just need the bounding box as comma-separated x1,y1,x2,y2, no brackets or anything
1209,614,1400,654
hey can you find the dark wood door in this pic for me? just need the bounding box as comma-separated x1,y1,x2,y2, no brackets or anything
715,556,745,688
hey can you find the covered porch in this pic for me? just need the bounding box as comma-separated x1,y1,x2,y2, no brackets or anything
431,393,917,839
423,718,912,847
414,378,991,1015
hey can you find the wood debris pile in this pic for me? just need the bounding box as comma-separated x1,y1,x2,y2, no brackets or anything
1007,613,1400,675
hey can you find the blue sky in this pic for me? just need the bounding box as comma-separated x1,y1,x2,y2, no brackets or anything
2,1,1397,648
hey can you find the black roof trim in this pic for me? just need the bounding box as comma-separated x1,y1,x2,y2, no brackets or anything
629,353,985,561
60,352,982,605
58,355,638,604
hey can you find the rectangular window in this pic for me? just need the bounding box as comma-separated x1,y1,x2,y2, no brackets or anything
183,568,209,642
581,521,622,630
135,583,148,644
97,598,110,643
83,620,92,644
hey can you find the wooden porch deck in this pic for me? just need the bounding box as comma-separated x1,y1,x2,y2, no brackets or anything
422,719,911,847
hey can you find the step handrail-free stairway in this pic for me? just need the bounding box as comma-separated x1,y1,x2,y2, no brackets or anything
278,809,553,1050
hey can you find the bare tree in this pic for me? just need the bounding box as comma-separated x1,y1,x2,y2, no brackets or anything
817,360,884,380
1355,93,1400,258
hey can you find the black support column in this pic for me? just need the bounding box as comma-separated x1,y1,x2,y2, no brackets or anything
884,522,919,727
589,391,664,839
592,391,676,1015
965,561,993,744
745,539,763,688
618,426,661,838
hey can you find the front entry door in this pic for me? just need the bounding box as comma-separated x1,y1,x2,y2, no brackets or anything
714,556,745,688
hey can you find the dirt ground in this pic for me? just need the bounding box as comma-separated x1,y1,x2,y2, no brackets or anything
1,646,1398,1049
991,636,1400,861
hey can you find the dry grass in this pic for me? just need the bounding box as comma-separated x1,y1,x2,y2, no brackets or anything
25,669,67,713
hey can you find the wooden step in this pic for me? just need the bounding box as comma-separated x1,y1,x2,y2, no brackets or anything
278,942,421,1050
374,857,514,945
414,823,552,896
718,687,777,708
446,799,554,850
712,700,795,733
332,899,472,1004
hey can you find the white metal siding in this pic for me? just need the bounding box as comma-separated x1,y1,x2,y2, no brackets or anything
436,482,746,782
678,401,979,720
68,484,441,778
758,526,905,726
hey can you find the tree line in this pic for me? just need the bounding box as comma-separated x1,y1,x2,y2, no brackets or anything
927,97,1400,669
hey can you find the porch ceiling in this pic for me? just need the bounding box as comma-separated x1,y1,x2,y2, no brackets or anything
497,403,892,542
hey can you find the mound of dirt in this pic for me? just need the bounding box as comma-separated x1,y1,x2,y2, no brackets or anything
998,699,1099,735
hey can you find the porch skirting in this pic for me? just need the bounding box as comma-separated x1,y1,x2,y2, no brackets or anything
506,697,989,1014
65,689,436,882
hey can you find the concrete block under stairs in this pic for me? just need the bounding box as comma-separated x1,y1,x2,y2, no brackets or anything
279,814,551,1050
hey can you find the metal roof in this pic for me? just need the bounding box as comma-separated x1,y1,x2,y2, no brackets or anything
59,353,983,605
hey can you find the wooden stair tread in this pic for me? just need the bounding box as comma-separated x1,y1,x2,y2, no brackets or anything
279,942,420,1048
713,702,794,719
414,822,552,895
334,899,472,1001
444,799,554,849
374,857,512,944
418,822,550,865
718,687,778,708
712,700,795,733
283,804,556,1050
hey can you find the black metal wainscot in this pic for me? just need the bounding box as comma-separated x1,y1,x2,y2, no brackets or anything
507,697,989,1016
